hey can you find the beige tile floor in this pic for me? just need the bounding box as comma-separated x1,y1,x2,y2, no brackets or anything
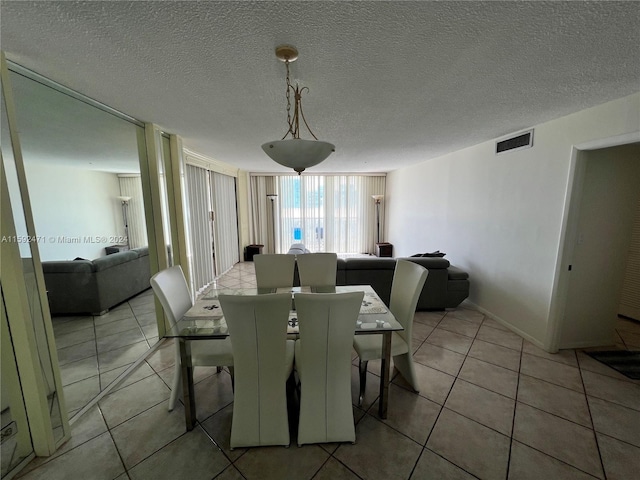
19,262,640,480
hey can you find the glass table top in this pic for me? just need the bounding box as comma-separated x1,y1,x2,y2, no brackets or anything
164,285,402,339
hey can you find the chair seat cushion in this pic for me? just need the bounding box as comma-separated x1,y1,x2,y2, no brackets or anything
353,332,409,362
191,338,234,366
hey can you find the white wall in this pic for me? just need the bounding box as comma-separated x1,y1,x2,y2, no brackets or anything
386,92,640,347
25,162,124,260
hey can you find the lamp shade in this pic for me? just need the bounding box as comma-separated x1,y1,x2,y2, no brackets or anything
371,194,384,203
262,139,335,174
117,195,132,202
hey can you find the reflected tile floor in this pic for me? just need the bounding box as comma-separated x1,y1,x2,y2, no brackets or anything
19,262,640,480
53,288,159,418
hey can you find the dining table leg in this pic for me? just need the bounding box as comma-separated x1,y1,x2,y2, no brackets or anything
378,330,393,419
179,338,196,430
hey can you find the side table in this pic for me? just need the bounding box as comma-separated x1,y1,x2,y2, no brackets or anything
376,243,393,257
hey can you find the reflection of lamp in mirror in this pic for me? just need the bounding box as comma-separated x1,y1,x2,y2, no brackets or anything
372,194,384,244
117,196,132,249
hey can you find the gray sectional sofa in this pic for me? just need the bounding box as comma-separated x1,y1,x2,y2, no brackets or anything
336,256,469,310
288,249,469,310
42,247,151,315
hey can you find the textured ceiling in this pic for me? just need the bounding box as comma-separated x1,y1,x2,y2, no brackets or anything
1,1,639,174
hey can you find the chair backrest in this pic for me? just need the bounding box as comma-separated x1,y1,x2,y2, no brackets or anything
253,254,296,289
389,260,428,344
296,252,338,287
150,265,193,325
218,292,292,448
294,291,364,445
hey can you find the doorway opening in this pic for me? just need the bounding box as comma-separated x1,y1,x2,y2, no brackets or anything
548,138,640,352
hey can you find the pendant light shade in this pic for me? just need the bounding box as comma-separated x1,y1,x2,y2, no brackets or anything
261,138,335,174
263,45,335,174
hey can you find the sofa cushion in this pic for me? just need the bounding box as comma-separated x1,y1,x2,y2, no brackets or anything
447,266,469,281
340,258,394,305
131,246,149,258
402,257,450,269
42,260,95,273
93,251,138,271
344,257,396,270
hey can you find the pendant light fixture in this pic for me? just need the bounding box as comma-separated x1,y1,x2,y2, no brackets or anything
261,45,335,174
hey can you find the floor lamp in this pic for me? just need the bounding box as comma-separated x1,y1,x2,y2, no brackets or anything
267,193,277,253
117,195,132,249
372,194,384,244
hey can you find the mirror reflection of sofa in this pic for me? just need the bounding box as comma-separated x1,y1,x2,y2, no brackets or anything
42,247,151,316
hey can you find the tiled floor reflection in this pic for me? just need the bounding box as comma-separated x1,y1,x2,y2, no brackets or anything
20,262,640,479
53,288,159,418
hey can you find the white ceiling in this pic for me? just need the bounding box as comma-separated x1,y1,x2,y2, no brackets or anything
1,1,639,174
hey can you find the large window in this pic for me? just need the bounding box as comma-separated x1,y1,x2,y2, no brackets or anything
277,175,385,254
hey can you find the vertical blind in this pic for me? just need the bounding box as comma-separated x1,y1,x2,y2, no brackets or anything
118,175,148,248
249,174,385,254
185,164,214,294
211,172,240,275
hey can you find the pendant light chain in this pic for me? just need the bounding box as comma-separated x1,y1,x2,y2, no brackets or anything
285,60,293,137
281,58,318,141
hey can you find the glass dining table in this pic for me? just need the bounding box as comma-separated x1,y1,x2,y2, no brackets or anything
165,285,402,430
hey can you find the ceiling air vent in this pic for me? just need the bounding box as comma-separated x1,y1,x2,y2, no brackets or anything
496,129,534,155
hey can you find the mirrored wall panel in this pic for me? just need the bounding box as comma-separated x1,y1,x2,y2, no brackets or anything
2,77,66,447
7,67,157,420
1,290,34,477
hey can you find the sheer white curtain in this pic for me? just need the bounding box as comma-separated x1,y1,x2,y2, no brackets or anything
211,172,240,275
185,164,214,294
248,175,278,253
118,175,148,248
277,175,385,254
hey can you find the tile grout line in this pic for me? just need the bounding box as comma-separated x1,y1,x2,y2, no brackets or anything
504,338,524,480
578,348,609,480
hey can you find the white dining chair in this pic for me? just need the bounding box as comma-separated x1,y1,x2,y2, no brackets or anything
294,291,364,446
150,266,234,412
218,292,295,449
353,259,428,405
296,252,337,287
253,253,296,289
